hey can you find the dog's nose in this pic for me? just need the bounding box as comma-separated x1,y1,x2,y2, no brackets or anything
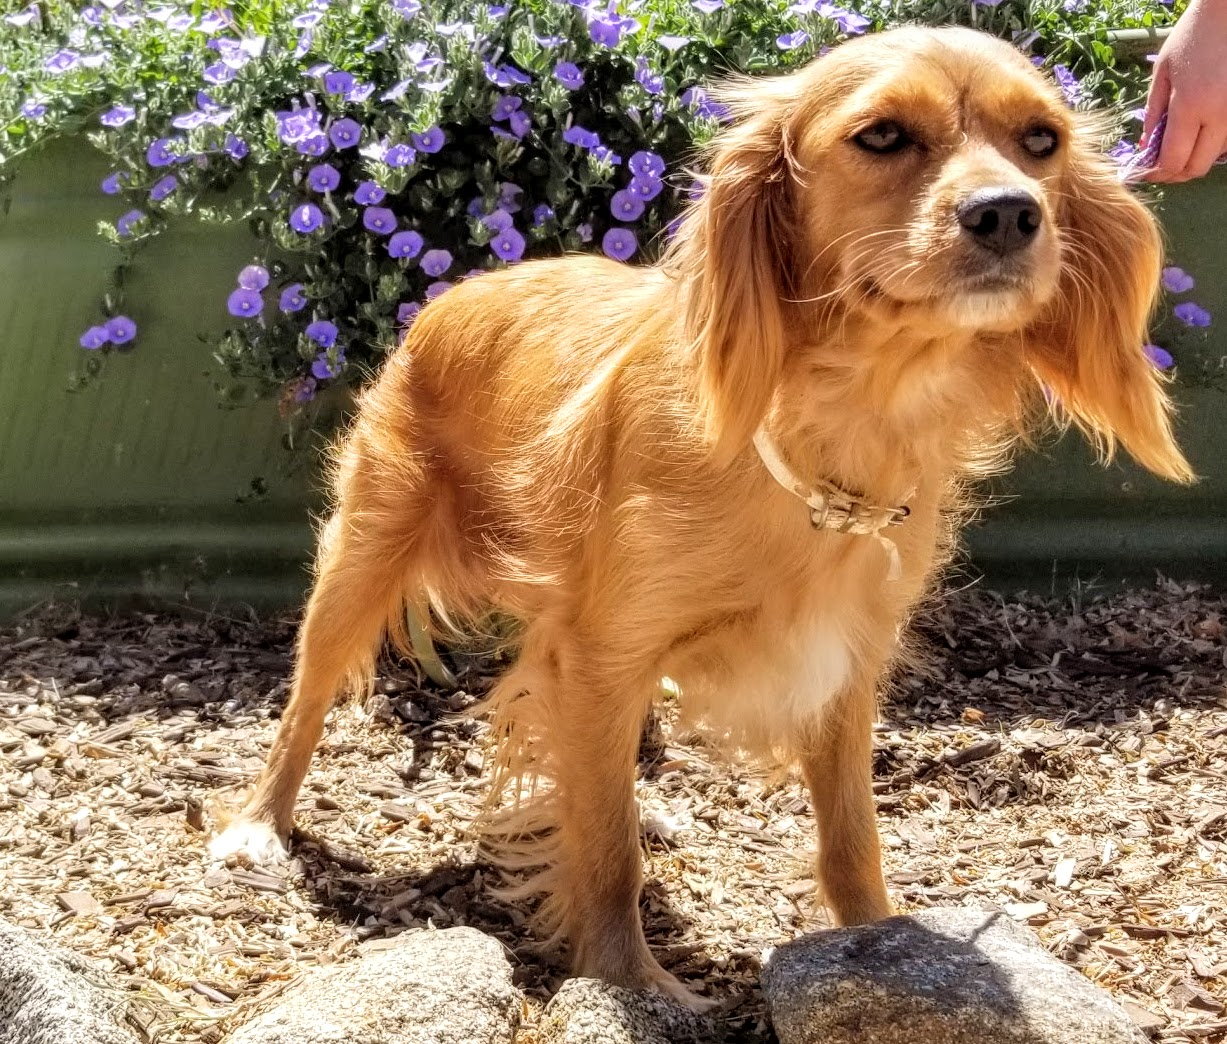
956,188,1042,256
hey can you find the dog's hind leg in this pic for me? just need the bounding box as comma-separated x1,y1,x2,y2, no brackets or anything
210,503,412,864
488,625,711,1008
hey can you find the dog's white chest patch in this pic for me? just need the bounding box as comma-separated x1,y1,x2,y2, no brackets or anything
775,617,854,726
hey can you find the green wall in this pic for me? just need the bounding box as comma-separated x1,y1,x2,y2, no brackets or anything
1,139,1224,614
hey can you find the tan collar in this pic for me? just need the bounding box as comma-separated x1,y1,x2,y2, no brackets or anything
752,427,912,580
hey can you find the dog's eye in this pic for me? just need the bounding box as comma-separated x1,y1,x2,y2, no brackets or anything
855,121,909,153
1022,126,1059,158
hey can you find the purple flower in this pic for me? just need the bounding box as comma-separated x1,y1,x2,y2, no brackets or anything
422,249,453,277
692,0,724,11
306,320,339,348
483,61,532,88
224,134,249,160
398,302,421,325
563,125,601,149
499,183,524,212
554,62,584,90
777,30,810,49
4,6,39,26
628,176,663,201
204,62,236,84
105,316,137,345
311,351,344,379
577,222,593,243
483,209,515,232
1162,267,1195,294
323,70,355,94
277,107,322,144
80,326,110,350
101,105,135,128
1174,302,1211,327
831,8,871,33
228,288,263,318
172,111,208,130
629,151,665,180
1053,65,1083,106
1143,344,1174,369
426,280,452,299
290,202,325,233
658,34,691,50
610,190,645,221
150,175,179,201
602,227,637,261
535,32,564,47
392,0,422,17
491,227,526,262
363,207,397,235
508,110,531,138
116,209,144,237
412,127,445,153
308,163,341,192
355,181,386,205
634,58,663,95
101,172,127,195
293,10,324,28
292,376,318,402
681,87,731,122
385,143,416,167
147,138,179,167
589,13,638,46
533,204,555,227
493,95,523,121
388,230,424,258
237,265,269,291
45,49,79,74
280,284,308,312
21,100,47,120
297,133,330,157
592,146,621,166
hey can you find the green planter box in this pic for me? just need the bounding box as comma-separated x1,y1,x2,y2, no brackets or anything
0,140,318,613
1,138,1224,615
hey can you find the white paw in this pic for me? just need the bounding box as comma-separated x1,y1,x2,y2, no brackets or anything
209,820,288,866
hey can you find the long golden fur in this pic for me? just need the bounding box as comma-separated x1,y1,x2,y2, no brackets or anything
211,26,1192,1005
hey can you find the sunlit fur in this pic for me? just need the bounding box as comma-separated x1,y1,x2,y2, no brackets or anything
212,26,1193,1006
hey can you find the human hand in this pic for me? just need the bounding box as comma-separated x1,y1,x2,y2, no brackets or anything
1142,0,1227,182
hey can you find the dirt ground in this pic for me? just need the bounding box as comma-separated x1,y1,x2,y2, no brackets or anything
1,578,1226,1042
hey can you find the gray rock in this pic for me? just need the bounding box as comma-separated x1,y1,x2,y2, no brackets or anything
538,979,722,1044
228,926,519,1044
762,907,1149,1044
0,917,141,1044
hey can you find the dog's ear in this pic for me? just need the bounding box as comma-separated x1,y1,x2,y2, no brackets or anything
1024,132,1193,483
674,78,797,465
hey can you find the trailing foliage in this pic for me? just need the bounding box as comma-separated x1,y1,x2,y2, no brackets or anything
0,0,1201,418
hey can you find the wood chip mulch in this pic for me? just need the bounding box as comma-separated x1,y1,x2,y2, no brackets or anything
1,579,1225,1043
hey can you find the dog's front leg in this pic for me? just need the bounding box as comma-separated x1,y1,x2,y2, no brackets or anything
796,678,893,927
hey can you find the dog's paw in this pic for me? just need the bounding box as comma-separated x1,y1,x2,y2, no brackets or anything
209,819,288,866
650,970,719,1014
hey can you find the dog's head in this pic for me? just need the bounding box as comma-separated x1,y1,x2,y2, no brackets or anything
676,26,1192,482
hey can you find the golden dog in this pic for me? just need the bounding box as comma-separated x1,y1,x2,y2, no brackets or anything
212,26,1192,1005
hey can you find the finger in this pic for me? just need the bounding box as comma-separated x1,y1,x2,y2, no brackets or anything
1142,63,1171,146
1181,125,1226,180
1151,98,1200,181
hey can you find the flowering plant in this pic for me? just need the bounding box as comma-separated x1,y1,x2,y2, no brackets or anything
0,0,1202,419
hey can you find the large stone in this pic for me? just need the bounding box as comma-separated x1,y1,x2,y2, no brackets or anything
228,926,519,1044
762,907,1149,1044
0,917,141,1044
538,979,722,1044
